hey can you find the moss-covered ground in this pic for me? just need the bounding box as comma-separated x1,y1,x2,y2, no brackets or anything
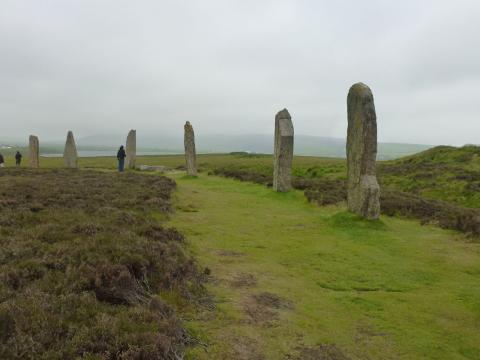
167,174,480,360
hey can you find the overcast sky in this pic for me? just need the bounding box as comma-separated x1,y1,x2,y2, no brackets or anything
1,0,479,145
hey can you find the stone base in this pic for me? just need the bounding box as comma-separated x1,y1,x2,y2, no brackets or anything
348,175,380,220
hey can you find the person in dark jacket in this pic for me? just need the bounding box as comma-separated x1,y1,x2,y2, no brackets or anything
15,151,22,167
117,146,126,172
0,154,4,168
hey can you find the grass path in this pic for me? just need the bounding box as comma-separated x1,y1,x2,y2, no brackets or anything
165,174,480,360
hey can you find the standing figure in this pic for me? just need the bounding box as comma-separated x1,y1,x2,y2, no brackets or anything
0,153,4,168
117,145,126,172
15,151,22,167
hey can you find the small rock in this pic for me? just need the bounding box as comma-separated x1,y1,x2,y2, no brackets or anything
138,165,172,172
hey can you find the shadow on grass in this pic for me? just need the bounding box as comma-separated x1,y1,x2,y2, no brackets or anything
180,174,199,180
328,211,387,232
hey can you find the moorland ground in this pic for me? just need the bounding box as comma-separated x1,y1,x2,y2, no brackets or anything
1,149,480,359
0,169,207,359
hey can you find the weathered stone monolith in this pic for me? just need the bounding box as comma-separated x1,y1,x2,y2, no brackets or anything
28,135,39,168
184,121,197,176
273,108,294,192
346,82,380,219
126,129,136,169
63,131,78,168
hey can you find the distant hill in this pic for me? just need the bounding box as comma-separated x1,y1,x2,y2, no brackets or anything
75,133,431,160
387,144,480,164
1,133,431,159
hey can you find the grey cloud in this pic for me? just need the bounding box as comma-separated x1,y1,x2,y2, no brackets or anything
1,0,479,145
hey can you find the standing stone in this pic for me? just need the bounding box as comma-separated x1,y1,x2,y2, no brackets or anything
28,135,40,168
273,109,294,192
126,129,136,169
184,121,197,176
63,131,78,168
346,83,380,219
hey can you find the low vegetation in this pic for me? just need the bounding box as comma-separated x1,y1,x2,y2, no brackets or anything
379,145,480,207
0,169,206,359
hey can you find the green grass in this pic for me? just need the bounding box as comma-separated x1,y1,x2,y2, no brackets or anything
0,152,345,175
8,144,469,208
166,174,480,359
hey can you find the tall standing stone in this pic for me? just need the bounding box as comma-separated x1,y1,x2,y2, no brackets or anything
126,129,136,169
28,135,40,168
184,121,197,176
273,108,294,192
346,83,380,219
63,131,78,168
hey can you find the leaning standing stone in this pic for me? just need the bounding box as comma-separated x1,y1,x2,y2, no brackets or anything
126,129,136,169
63,131,78,168
273,108,294,192
28,135,40,168
346,82,380,219
184,121,197,176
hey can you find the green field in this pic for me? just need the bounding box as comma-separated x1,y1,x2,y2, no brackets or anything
1,153,480,359
167,174,480,359
5,144,475,208
4,144,480,203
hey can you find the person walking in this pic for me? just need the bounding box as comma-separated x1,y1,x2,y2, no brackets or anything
117,145,126,172
15,151,22,167
0,153,4,168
